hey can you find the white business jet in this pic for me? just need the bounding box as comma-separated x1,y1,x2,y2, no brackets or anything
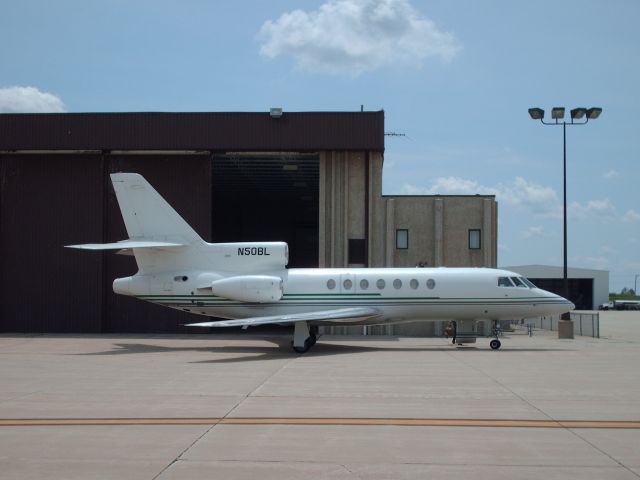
68,173,573,353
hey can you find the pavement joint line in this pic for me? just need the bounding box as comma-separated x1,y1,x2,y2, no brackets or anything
1,418,640,428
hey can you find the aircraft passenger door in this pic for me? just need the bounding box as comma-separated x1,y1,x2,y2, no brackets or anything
340,273,356,294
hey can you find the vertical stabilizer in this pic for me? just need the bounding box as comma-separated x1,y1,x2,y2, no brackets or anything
109,173,205,274
111,173,203,244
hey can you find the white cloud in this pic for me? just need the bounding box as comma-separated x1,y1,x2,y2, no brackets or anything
0,86,66,113
402,176,558,216
623,209,640,223
401,176,631,224
259,0,461,75
522,226,545,239
569,199,616,220
603,169,620,180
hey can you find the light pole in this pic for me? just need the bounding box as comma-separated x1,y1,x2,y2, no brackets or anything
528,106,602,337
635,274,639,297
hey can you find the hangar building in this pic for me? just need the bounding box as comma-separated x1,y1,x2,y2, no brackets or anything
502,265,608,311
0,111,497,334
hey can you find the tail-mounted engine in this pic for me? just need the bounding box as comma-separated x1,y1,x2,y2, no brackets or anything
208,242,289,273
210,275,283,303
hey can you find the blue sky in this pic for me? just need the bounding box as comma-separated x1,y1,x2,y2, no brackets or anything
2,0,638,292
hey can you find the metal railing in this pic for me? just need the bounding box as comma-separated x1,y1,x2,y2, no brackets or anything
527,312,599,338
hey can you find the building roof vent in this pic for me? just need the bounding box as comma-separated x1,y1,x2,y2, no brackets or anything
270,107,283,118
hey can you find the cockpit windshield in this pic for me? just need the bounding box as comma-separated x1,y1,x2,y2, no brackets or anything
498,276,538,288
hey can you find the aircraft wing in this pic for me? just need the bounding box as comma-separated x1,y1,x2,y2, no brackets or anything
65,240,184,250
184,307,382,328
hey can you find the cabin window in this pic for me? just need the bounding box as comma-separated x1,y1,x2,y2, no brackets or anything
327,279,336,290
426,279,436,289
376,279,386,289
511,277,527,288
498,277,513,287
396,229,409,249
360,279,369,290
393,279,402,289
343,279,353,290
410,279,419,289
469,229,481,249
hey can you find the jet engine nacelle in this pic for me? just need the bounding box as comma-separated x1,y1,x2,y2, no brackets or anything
210,275,283,303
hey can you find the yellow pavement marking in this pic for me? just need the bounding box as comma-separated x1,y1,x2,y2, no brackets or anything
0,418,639,428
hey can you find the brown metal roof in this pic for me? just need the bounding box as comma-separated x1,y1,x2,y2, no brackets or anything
0,111,384,152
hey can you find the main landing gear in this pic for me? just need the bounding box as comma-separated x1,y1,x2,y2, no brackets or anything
292,321,318,354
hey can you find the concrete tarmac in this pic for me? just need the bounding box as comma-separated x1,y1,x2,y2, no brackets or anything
1,311,640,479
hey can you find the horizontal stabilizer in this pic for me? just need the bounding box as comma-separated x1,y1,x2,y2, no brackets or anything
66,240,185,250
184,307,382,328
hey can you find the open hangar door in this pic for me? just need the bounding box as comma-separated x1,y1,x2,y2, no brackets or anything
529,278,594,310
211,154,319,268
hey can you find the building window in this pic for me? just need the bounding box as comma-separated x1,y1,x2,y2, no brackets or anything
469,229,481,250
348,239,366,264
396,229,408,249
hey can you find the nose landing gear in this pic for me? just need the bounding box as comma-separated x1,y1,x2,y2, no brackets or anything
490,320,502,350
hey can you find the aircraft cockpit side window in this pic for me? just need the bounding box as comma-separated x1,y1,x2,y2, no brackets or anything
510,277,527,288
521,277,537,288
498,277,514,287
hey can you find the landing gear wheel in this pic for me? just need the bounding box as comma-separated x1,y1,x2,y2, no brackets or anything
293,338,312,354
489,339,501,350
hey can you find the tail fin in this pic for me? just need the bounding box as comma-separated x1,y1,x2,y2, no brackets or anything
111,173,203,245
67,173,205,274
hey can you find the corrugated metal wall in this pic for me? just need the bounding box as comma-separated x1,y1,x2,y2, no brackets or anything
0,112,384,152
0,154,104,332
0,153,211,333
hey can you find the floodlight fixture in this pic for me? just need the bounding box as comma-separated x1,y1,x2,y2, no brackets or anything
570,108,587,120
528,108,545,120
527,103,603,332
586,107,602,119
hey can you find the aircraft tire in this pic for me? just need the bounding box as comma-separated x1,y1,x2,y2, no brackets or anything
293,338,312,354
490,339,501,350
